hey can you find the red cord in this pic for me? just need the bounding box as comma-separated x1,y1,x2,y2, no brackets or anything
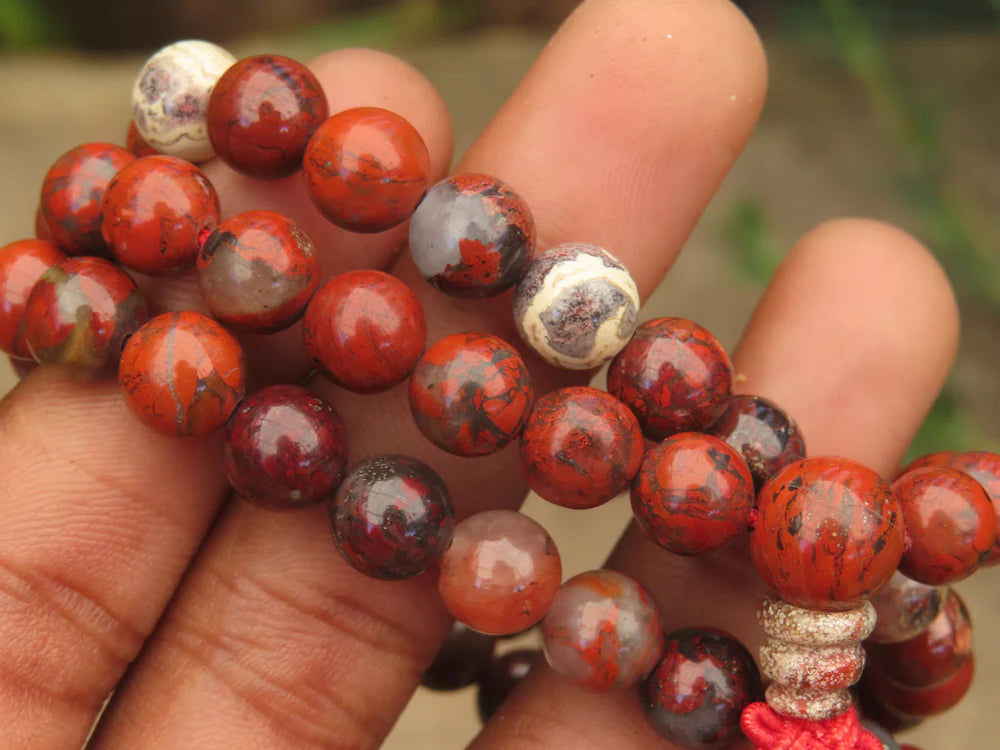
741,702,884,750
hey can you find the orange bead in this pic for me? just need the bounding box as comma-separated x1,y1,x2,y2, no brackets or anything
0,239,66,357
303,107,430,233
118,311,246,437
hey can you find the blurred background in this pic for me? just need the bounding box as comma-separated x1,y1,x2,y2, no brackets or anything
0,0,997,747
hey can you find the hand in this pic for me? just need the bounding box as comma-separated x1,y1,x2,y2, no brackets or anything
0,0,958,747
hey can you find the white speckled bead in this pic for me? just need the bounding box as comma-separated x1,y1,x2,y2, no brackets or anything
132,40,236,162
757,596,875,721
513,243,639,370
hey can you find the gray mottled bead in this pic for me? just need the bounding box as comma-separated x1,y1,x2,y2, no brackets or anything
132,40,236,162
409,173,535,297
513,243,639,369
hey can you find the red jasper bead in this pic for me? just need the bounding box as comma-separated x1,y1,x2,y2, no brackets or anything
331,455,454,580
750,457,905,611
119,311,246,437
34,206,51,241
198,211,320,334
410,332,534,457
0,239,66,357
22,257,148,374
868,571,946,644
303,269,426,393
641,627,761,748
125,121,158,157
608,317,733,441
541,569,663,691
867,590,972,689
631,432,754,555
864,654,974,718
519,386,644,509
39,142,136,256
303,106,430,233
408,173,536,297
101,155,221,275
208,54,328,179
943,451,1000,565
438,510,561,635
897,450,955,477
224,385,348,509
706,394,806,491
893,467,995,585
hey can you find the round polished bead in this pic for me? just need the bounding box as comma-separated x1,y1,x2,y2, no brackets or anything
867,589,972,689
303,107,430,233
22,257,148,374
410,332,533,457
224,385,348,509
331,455,454,580
519,386,643,509
868,571,945,644
706,394,806,491
422,621,496,692
750,457,905,611
304,270,426,393
513,243,638,370
208,55,328,178
943,451,1000,565
609,317,733,440
642,628,761,748
898,450,955,476
542,569,663,691
119,311,246,437
409,173,536,297
132,40,236,162
34,206,50,241
631,432,754,555
102,155,220,275
125,120,158,157
0,239,66,358
477,649,538,722
438,510,561,635
864,654,974,719
39,142,136,256
198,211,320,333
892,467,995,585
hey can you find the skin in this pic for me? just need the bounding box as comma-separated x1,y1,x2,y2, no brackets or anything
0,1,959,748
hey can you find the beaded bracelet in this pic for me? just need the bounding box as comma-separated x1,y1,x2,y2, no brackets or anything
1,38,997,750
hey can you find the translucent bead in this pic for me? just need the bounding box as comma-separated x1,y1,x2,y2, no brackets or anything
868,571,945,644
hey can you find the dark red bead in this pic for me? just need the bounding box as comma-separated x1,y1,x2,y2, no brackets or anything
892,467,995,585
519,386,643,509
119,311,246,437
0,239,66,358
39,142,136,256
408,173,536,297
867,590,972,689
943,451,1000,565
409,332,534,457
198,210,320,334
330,455,454,580
642,627,761,748
706,394,806,491
303,107,430,233
422,621,496,692
125,121,158,157
750,457,905,611
34,206,51,241
22,257,148,374
101,155,220,275
631,432,754,555
868,571,945,644
303,269,426,393
864,654,974,718
225,385,348,509
608,317,733,440
477,649,539,722
208,55,328,179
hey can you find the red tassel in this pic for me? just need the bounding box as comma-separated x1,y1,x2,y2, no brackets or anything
741,702,884,750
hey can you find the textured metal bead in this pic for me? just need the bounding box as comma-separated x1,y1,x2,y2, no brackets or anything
757,597,875,721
